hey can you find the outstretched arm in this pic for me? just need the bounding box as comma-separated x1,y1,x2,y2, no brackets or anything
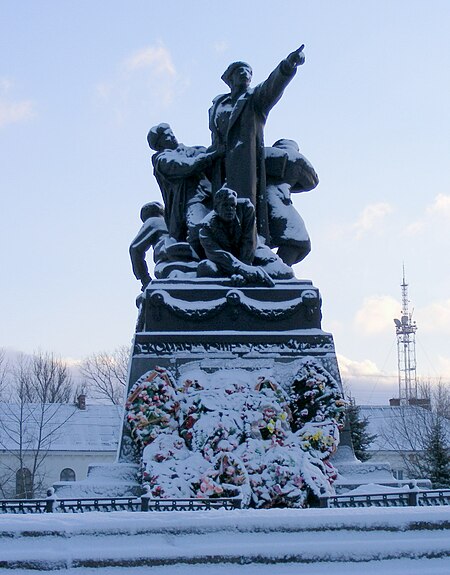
154,149,216,178
254,44,306,118
284,44,305,70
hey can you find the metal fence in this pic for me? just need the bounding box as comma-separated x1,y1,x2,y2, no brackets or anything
418,489,450,507
0,499,49,514
320,487,450,509
0,493,242,514
2,487,450,513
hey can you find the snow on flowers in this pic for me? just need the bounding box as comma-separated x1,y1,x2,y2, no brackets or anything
125,359,346,507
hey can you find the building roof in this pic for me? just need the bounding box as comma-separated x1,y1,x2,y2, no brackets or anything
2,401,447,455
359,405,450,452
0,403,122,452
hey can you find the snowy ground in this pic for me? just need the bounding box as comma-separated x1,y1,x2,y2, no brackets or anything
1,559,450,575
0,507,449,574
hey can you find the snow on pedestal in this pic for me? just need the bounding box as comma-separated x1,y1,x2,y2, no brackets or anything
124,357,346,508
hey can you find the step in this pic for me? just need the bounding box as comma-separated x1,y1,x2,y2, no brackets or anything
0,507,449,571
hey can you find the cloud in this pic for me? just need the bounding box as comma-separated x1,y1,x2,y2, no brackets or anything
426,193,450,218
95,82,111,100
0,100,34,127
0,78,13,93
402,194,450,235
353,202,393,238
214,40,229,53
0,77,34,128
337,354,381,377
354,295,400,335
96,44,178,118
417,299,450,334
337,353,397,404
123,46,176,76
403,220,425,236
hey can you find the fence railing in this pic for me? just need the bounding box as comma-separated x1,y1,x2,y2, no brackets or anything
320,486,450,509
0,490,242,514
418,489,450,507
2,487,450,513
140,496,241,511
0,498,50,514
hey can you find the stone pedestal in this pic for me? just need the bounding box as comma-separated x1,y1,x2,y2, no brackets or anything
55,278,346,501
119,278,342,465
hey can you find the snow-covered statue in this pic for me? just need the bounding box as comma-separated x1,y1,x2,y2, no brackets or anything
265,139,319,266
118,45,346,510
147,123,217,250
208,45,306,241
197,186,293,285
130,47,316,284
129,202,167,289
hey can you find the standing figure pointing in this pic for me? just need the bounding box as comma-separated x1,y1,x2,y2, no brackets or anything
209,46,306,241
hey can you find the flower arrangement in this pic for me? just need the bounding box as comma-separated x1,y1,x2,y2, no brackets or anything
125,367,178,449
289,360,346,431
125,362,345,507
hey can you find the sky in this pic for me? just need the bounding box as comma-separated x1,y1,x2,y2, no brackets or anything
1,1,449,405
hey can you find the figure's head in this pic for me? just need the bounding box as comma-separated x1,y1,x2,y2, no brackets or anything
221,61,252,90
214,186,238,222
272,139,300,152
140,201,164,222
147,123,178,152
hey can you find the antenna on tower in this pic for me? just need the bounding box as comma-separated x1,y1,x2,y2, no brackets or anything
393,264,418,405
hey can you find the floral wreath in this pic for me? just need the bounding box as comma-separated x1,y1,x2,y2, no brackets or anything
125,367,178,448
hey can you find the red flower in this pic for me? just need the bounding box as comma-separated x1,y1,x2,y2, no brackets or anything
184,415,196,429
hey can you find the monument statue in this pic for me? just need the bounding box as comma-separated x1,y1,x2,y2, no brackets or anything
197,186,274,286
129,202,167,289
134,48,310,285
53,45,393,506
208,45,306,240
148,123,216,249
120,45,346,508
265,139,319,266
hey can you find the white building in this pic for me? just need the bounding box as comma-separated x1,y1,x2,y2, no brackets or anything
2,399,447,499
360,405,450,482
0,399,121,499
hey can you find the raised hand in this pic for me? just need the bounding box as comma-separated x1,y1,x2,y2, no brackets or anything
286,44,305,68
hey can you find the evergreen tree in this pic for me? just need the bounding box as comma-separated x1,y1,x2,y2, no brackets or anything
423,418,450,488
347,399,377,462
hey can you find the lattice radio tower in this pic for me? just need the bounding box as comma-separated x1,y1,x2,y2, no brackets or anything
393,266,418,405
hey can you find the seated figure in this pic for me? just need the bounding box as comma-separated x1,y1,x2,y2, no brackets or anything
197,186,292,286
265,139,319,266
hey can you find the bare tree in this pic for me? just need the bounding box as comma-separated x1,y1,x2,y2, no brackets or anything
418,379,450,419
0,352,77,498
15,351,75,404
0,348,8,400
80,346,129,405
380,381,450,487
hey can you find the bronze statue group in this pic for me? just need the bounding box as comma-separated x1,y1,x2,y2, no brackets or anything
130,46,319,290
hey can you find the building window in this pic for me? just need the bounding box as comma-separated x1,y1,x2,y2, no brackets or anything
16,468,33,499
60,468,76,482
393,469,404,480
